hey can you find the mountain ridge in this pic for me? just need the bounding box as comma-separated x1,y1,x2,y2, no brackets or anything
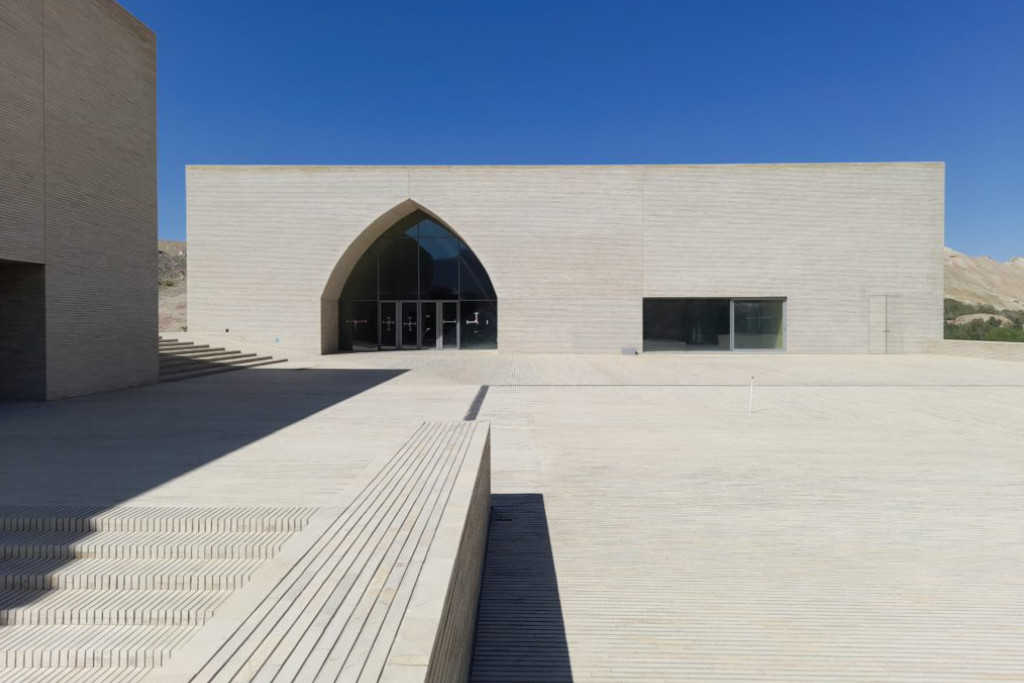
945,247,1024,311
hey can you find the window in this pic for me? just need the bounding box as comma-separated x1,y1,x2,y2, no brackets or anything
339,211,497,351
734,299,785,350
643,298,785,352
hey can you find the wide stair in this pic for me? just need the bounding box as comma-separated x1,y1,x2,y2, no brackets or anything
0,506,315,682
159,337,286,382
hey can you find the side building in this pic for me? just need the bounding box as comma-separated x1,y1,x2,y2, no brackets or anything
186,163,944,355
0,0,157,399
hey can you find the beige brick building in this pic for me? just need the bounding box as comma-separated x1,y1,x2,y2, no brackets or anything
0,0,157,399
187,163,943,355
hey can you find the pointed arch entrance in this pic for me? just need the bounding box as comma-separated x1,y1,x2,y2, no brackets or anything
321,203,497,353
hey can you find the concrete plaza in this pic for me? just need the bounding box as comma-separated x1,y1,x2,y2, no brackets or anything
2,351,1023,680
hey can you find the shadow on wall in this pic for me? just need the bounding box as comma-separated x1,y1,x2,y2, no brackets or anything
0,367,405,615
470,493,574,682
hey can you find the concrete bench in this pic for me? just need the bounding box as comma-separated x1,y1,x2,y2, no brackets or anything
148,420,491,683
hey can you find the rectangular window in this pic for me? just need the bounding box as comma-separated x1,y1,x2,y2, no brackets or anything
643,299,730,351
734,299,785,350
642,298,785,352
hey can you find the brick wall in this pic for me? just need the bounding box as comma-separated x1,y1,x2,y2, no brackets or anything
928,339,1024,362
0,0,157,399
187,163,944,354
0,0,45,264
425,429,491,682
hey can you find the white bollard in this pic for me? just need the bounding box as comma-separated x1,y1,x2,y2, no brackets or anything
748,375,755,416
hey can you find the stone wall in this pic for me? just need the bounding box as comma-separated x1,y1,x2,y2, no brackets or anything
187,163,944,355
0,0,45,265
0,0,157,399
928,339,1024,362
381,424,491,683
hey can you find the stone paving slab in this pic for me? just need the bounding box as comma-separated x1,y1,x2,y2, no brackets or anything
473,382,1024,681
4,351,1024,681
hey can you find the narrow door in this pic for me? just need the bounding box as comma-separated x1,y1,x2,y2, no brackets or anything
869,295,887,353
380,302,397,349
422,302,438,349
401,302,418,348
441,302,459,349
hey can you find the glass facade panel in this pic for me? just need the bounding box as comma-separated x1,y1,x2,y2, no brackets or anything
460,245,496,300
339,211,497,351
417,218,451,240
460,301,497,349
401,302,418,347
643,299,730,351
340,300,378,352
441,302,458,348
343,255,376,301
379,302,397,348
421,302,438,349
377,237,418,300
643,298,785,352
419,238,460,299
734,299,785,349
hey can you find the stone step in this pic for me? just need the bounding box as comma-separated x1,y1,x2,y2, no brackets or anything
158,346,217,356
158,353,269,373
158,346,227,358
158,357,287,383
160,351,253,367
0,589,228,626
160,351,252,368
0,558,262,591
0,624,194,668
0,530,293,560
0,506,316,534
0,666,150,682
157,342,201,351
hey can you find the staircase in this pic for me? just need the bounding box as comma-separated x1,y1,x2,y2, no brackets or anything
0,506,315,681
159,337,286,382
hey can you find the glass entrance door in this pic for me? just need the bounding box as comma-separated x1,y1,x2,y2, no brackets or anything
384,301,464,350
422,302,438,349
400,302,418,348
379,302,398,349
441,302,458,349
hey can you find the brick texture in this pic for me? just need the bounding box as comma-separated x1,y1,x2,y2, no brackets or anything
0,0,157,399
187,163,943,354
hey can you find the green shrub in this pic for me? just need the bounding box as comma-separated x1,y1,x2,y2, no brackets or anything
944,301,1024,342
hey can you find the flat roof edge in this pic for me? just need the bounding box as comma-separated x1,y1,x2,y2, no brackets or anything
186,161,945,171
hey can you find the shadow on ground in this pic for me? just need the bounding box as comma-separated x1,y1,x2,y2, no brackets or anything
471,493,573,682
0,368,405,506
0,368,404,616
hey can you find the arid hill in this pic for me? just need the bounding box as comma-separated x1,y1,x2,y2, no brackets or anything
945,247,1024,311
158,240,186,331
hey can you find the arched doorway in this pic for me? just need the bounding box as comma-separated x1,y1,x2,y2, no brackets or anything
333,209,497,352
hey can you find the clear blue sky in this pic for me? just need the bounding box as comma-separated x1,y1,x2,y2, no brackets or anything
121,0,1023,260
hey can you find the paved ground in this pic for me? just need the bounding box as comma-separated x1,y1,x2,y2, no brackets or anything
3,351,1024,680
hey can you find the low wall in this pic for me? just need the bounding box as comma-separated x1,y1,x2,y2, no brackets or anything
928,339,1024,362
382,424,492,683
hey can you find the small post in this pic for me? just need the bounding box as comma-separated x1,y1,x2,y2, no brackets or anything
748,375,755,416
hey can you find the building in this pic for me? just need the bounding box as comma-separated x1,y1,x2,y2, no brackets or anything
186,163,944,355
0,0,157,399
